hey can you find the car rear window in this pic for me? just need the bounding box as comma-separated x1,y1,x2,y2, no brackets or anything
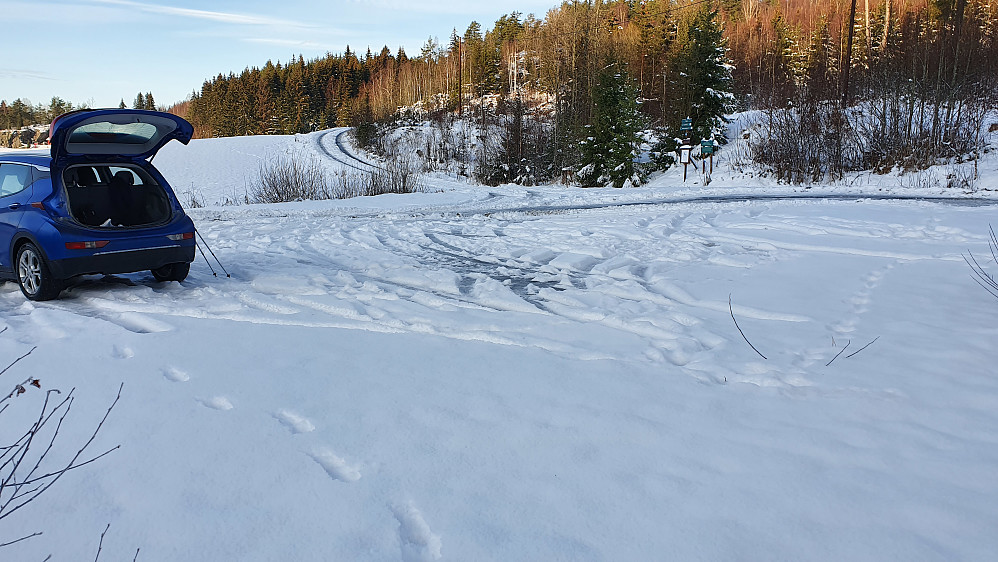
69,122,161,146
62,113,182,156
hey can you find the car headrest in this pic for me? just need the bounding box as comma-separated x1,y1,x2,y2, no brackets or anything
69,166,98,187
112,170,134,186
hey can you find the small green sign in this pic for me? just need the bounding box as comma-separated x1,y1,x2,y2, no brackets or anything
680,118,693,131
701,140,715,155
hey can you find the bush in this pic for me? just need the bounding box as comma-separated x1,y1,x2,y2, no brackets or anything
252,147,425,204
253,150,335,203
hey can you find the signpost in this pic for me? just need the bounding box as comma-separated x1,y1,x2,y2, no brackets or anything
701,139,715,175
680,117,693,182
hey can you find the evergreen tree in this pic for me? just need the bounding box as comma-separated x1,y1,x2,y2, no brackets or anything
132,93,144,109
667,7,735,144
576,67,646,188
144,92,156,110
118,99,127,109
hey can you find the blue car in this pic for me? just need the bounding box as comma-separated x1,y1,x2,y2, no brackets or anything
0,109,197,300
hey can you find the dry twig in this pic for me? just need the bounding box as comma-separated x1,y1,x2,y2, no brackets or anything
846,336,881,359
729,294,767,360
826,340,851,367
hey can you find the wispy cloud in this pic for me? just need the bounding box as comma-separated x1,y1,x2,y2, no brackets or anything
89,0,317,29
0,68,58,81
245,38,345,51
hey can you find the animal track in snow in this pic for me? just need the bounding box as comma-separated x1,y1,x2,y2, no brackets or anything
273,410,315,434
112,345,134,359
162,366,190,382
392,501,442,562
199,396,234,411
310,448,361,482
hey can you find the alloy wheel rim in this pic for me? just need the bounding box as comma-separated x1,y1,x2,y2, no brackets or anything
18,249,41,295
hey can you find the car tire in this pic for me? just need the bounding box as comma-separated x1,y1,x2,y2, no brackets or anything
151,262,190,282
16,243,63,301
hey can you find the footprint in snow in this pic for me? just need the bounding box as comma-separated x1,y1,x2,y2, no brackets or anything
392,501,442,562
198,396,234,411
273,410,315,434
310,448,361,482
162,367,190,382
112,345,134,359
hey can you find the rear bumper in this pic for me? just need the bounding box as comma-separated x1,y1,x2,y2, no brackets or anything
49,244,195,279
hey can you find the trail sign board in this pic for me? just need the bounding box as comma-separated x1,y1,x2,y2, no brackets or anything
680,118,693,131
701,139,715,155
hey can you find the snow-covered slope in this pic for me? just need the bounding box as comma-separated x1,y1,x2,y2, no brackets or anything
1,131,997,561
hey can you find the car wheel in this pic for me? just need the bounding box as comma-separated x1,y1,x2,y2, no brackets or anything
151,262,190,282
16,243,63,301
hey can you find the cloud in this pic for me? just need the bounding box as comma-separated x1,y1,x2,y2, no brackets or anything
245,38,340,51
89,0,317,29
0,68,58,81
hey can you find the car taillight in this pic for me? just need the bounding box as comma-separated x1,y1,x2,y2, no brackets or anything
167,232,194,241
65,241,109,250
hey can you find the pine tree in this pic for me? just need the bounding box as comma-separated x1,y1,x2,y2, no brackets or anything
118,99,127,109
144,92,156,111
576,67,646,188
133,93,144,109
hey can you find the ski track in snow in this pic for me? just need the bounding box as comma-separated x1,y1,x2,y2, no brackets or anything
0,196,983,391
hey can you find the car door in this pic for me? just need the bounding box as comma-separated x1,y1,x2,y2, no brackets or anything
0,163,35,273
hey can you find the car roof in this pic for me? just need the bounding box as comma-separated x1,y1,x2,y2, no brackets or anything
0,152,51,169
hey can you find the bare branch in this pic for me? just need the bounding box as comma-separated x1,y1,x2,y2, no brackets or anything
0,531,42,548
0,347,36,380
94,523,110,562
0,384,122,523
729,294,767,360
826,340,851,367
846,336,881,359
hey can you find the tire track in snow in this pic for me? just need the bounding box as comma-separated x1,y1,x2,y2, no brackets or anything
313,128,378,173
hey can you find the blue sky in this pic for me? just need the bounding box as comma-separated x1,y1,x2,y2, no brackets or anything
1,0,557,109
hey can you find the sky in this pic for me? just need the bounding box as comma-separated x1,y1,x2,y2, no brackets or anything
1,0,558,110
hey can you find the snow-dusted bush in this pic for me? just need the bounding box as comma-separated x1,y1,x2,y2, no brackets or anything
748,102,859,183
253,149,336,203
253,147,424,204
368,146,425,195
750,91,995,184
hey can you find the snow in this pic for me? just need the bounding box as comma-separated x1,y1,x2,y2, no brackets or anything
2,123,998,560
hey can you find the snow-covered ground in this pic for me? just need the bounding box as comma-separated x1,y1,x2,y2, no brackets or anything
2,128,998,560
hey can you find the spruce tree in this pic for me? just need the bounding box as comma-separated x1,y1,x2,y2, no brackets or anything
132,93,144,109
118,99,127,109
668,7,735,144
144,92,156,110
576,67,646,188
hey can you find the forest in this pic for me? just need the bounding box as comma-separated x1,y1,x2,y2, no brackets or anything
5,0,998,185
